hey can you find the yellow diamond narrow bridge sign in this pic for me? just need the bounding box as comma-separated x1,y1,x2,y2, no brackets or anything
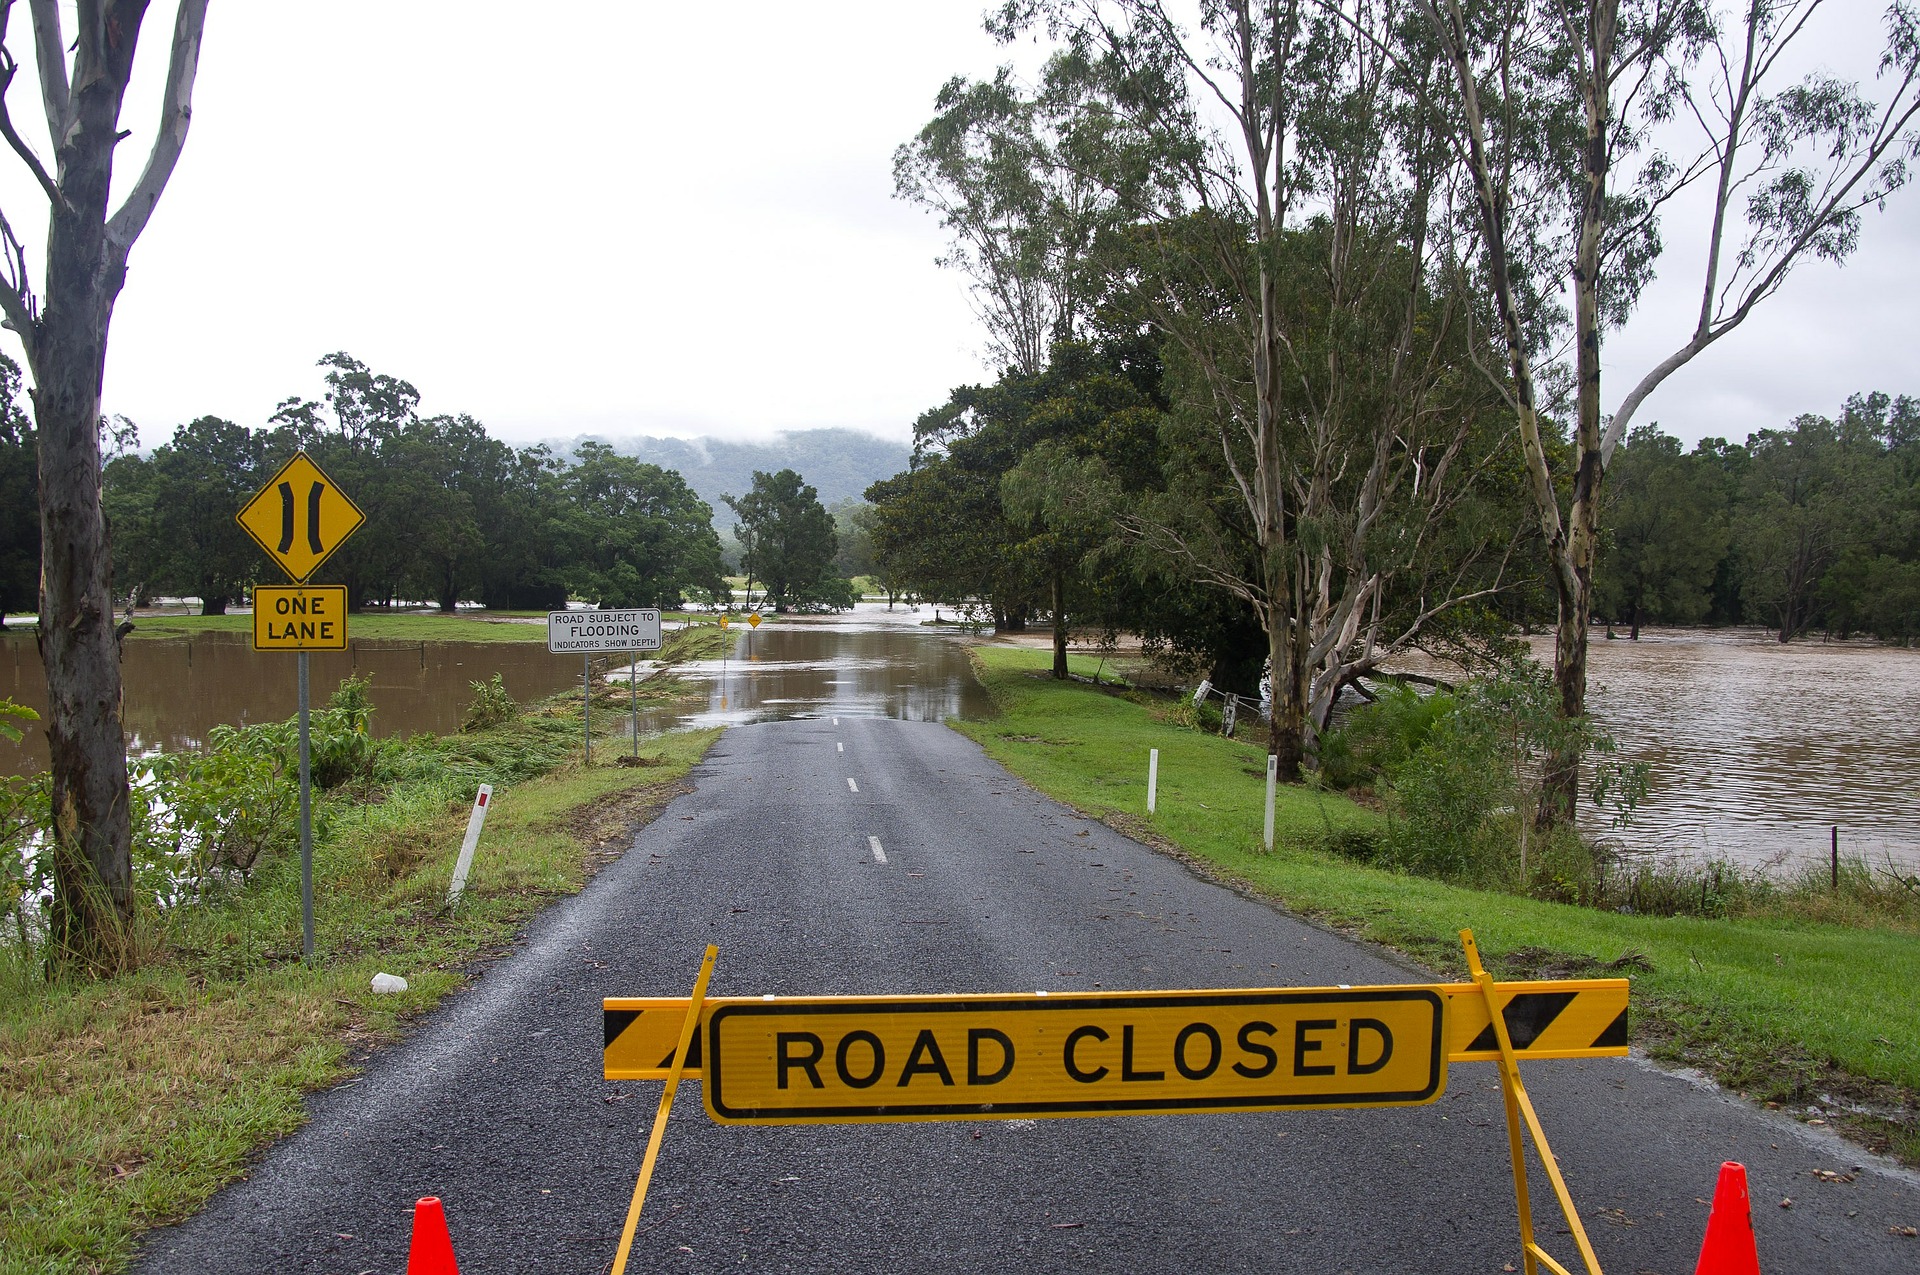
236,451,365,583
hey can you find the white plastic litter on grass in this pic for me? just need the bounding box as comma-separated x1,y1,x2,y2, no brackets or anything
371,972,409,994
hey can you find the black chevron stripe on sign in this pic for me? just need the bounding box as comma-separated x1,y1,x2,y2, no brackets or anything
604,1008,642,1050
661,1032,704,1069
1592,1008,1630,1049
601,1008,705,1067
1465,990,1578,1053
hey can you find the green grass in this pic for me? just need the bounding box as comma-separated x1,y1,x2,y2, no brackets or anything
0,634,727,1273
954,645,1920,1163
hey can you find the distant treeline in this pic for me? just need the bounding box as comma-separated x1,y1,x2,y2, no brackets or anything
3,353,731,616
1598,394,1919,643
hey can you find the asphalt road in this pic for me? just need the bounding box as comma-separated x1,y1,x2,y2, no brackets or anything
135,717,1920,1274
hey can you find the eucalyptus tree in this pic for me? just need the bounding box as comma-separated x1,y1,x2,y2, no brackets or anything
266,353,424,609
0,0,209,965
989,0,1525,776
1419,0,1920,810
894,62,1150,375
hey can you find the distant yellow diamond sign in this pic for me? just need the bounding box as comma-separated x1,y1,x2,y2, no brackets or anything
747,612,762,629
236,452,365,582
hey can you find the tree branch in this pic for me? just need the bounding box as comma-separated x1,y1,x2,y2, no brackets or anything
0,197,38,348
0,7,65,211
106,0,208,252
25,0,67,145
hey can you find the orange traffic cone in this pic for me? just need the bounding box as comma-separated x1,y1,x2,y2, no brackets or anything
1694,1161,1761,1275
407,1196,460,1275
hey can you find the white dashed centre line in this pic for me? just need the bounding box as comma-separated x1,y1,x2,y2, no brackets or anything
868,836,888,864
832,717,840,726
837,742,844,753
846,778,859,793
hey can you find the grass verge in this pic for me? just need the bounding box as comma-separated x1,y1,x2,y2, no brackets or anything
0,631,727,1274
952,644,1920,1167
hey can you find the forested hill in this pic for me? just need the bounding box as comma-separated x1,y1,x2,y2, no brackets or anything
551,428,909,516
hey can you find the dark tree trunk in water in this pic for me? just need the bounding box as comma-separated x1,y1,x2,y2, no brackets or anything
19,2,211,969
199,595,226,616
1628,601,1640,641
1050,569,1067,680
1540,580,1591,827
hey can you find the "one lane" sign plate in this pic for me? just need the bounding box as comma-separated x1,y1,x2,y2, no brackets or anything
701,988,1446,1124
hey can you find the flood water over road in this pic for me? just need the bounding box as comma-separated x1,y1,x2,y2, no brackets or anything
618,605,992,736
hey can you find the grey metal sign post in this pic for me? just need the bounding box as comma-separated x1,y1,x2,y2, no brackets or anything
297,652,313,962
548,609,664,763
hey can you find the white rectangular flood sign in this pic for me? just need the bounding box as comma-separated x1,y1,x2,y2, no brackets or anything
547,609,663,654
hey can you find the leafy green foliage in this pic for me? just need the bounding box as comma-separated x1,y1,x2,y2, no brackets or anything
96,353,732,615
1593,425,1729,634
723,469,848,613
103,416,264,614
460,674,517,733
1372,662,1648,894
1315,684,1456,793
560,442,727,609
1592,399,1920,644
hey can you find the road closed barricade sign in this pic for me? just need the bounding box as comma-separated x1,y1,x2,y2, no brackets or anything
598,932,1628,1275
702,988,1446,1123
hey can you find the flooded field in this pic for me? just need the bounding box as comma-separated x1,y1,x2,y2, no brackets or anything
0,605,990,775
1561,628,1920,873
1393,627,1920,872
1,628,587,773
6,609,1913,873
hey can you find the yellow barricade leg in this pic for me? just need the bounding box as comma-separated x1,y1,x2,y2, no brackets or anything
1461,930,1603,1275
610,944,718,1275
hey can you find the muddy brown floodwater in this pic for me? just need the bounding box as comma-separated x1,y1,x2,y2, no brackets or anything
6,610,1911,873
1400,627,1920,873
1,628,589,774
0,606,992,777
616,605,993,736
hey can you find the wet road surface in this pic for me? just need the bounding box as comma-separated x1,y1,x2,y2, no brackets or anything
133,717,1920,1273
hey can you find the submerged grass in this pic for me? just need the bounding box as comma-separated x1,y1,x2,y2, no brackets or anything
0,627,728,1274
952,644,1920,1167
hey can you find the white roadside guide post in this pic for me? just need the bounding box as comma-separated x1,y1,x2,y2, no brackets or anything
549,609,665,763
1147,748,1159,814
1264,754,1278,851
446,784,494,907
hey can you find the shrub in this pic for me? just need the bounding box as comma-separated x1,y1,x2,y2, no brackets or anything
308,674,377,789
461,673,517,733
1317,683,1455,790
1379,659,1648,893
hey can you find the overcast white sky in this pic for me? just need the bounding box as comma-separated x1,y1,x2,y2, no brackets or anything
0,2,1912,452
